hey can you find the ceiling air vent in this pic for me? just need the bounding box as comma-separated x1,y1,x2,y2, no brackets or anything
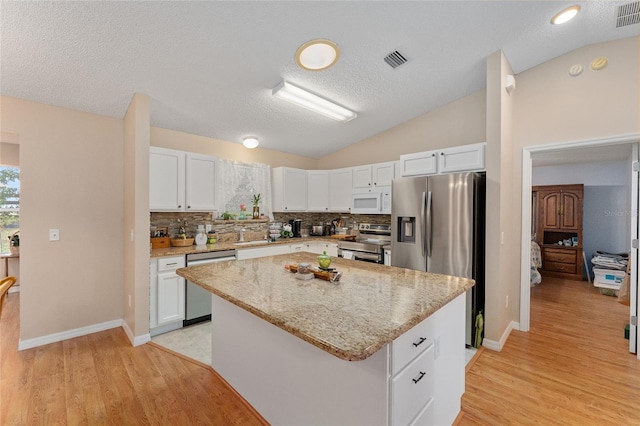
616,1,640,27
384,51,407,69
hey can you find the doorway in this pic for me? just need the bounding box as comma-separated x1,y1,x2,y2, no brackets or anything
520,135,639,360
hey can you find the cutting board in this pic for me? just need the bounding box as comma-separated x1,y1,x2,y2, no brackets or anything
330,234,357,241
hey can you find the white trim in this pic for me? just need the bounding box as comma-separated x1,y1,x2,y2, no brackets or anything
482,321,519,351
18,319,123,351
121,320,151,347
520,149,532,332
520,133,640,336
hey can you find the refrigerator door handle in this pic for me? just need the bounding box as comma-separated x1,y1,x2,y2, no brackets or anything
425,191,432,257
421,191,426,257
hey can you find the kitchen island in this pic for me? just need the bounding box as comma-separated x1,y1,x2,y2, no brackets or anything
177,252,473,425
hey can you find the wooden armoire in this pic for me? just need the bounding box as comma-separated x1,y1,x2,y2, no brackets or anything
532,184,584,280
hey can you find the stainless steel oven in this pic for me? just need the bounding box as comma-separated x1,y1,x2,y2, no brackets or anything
337,224,391,264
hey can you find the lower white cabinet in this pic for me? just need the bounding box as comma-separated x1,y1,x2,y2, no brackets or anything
150,256,185,335
304,242,338,257
237,242,339,260
236,244,291,260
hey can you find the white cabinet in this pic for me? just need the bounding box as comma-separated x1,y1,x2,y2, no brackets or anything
400,149,438,176
328,168,352,212
352,162,395,189
400,143,485,177
150,147,185,211
149,147,217,212
236,244,291,260
185,153,217,211
307,170,329,212
150,256,185,332
438,142,485,174
304,242,338,257
272,167,307,212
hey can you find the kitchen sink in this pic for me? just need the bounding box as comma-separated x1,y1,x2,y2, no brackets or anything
234,240,269,246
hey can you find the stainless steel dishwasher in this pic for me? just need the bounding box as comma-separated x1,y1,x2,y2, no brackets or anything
184,250,236,326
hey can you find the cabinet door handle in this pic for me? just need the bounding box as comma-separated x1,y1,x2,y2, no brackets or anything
412,337,426,347
412,371,426,384
178,205,182,208
187,205,191,209
166,262,177,266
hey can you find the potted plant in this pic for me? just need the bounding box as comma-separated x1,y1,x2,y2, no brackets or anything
252,194,261,219
8,231,19,255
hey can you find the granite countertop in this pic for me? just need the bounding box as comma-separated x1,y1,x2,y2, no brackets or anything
176,252,474,361
150,236,337,258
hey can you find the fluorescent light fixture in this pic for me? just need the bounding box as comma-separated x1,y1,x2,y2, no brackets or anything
295,39,340,71
242,136,259,149
272,80,357,122
551,5,580,25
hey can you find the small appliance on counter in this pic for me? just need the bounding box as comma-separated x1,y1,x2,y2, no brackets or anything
289,219,302,238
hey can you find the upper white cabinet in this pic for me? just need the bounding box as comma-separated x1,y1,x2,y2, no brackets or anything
400,149,438,176
307,170,329,212
185,153,217,211
272,167,307,212
352,162,395,189
150,147,217,212
399,143,485,177
328,168,352,212
438,142,485,174
150,147,185,211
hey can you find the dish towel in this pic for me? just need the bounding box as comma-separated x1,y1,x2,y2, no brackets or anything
342,250,354,260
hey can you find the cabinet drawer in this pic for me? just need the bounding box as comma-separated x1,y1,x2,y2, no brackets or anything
409,397,434,426
391,344,435,426
544,261,577,274
158,256,185,272
543,249,576,264
391,316,434,376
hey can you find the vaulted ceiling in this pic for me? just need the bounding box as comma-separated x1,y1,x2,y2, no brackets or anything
1,1,637,158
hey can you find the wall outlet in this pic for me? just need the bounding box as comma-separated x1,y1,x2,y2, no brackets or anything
434,336,440,359
205,224,212,233
128,294,132,308
130,229,134,242
506,295,509,308
49,229,60,241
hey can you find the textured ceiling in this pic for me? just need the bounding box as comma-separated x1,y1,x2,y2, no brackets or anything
1,1,638,158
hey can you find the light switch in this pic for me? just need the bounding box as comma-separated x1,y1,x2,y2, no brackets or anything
49,229,60,241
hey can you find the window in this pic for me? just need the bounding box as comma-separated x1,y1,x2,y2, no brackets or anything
0,166,19,253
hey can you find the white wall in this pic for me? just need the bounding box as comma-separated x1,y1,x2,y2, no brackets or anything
0,96,125,342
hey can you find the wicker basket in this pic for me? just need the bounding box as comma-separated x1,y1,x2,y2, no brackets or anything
170,238,195,247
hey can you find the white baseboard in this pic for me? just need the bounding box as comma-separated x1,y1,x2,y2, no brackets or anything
482,320,520,352
18,319,152,350
122,320,151,346
19,319,123,351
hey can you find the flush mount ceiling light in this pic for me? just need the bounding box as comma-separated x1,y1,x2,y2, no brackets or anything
272,80,357,122
551,5,581,25
242,136,259,149
295,39,340,71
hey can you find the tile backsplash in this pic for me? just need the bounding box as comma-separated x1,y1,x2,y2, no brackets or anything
150,212,391,239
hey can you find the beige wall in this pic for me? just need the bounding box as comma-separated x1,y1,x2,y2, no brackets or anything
317,90,486,169
0,140,20,166
123,94,151,340
151,127,318,169
0,96,125,341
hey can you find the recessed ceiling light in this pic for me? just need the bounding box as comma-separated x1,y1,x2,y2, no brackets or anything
551,5,581,25
242,137,259,149
295,39,340,71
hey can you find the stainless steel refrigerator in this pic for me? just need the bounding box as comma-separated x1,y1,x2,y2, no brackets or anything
391,172,485,347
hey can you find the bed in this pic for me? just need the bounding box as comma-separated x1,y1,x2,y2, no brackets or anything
531,240,542,286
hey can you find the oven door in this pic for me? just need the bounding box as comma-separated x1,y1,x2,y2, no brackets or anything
352,252,382,263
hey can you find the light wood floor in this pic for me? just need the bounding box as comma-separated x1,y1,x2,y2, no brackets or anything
460,276,640,425
2,278,638,425
0,292,267,425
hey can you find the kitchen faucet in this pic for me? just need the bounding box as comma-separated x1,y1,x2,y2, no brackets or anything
239,228,246,242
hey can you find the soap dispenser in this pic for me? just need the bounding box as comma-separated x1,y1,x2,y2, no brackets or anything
195,225,207,246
